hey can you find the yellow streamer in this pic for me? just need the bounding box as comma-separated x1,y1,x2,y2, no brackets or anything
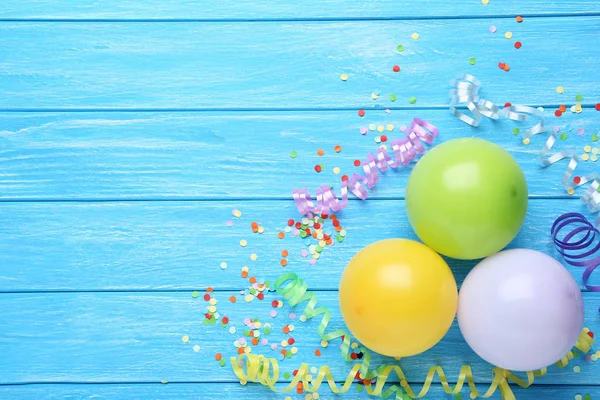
231,273,595,400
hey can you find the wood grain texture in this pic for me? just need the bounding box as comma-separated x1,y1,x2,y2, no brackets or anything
0,199,599,291
1,383,599,400
2,0,599,20
2,111,600,200
0,291,597,385
1,18,599,109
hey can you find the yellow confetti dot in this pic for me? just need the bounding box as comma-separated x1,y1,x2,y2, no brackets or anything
351,342,359,349
281,340,288,347
321,340,328,348
310,366,318,374
229,327,236,334
319,239,326,247
582,154,590,161
182,335,190,343
573,365,581,373
291,347,298,354
411,32,419,40
505,32,513,39
371,92,379,100
244,294,254,302
556,86,564,94
522,138,531,145
333,167,340,174
305,375,313,382
380,144,388,150
207,305,217,313
312,253,320,259
288,324,295,331
571,105,578,113
285,397,292,400
377,125,385,133
386,124,394,131
255,322,262,329
209,298,217,306
257,226,265,234
585,145,592,153
567,188,575,195
313,394,320,400
340,73,348,81
482,0,489,4
244,347,251,354
193,345,201,352
596,351,600,356
575,395,583,400
369,123,376,131
591,354,598,361
232,209,242,218
575,104,583,113
470,393,477,400
242,266,249,272
250,253,257,261
161,380,168,384
305,394,312,400
592,154,598,162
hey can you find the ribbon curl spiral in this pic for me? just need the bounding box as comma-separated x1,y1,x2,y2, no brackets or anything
292,118,439,216
231,273,595,400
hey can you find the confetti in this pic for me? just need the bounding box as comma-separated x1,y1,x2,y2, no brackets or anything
340,74,348,81
516,16,523,23
389,93,397,102
359,127,368,135
489,26,497,33
333,167,341,174
334,145,342,153
290,151,297,158
514,41,522,49
232,209,242,218
409,96,417,104
505,32,513,39
358,110,365,117
469,57,476,65
240,240,247,247
481,0,489,4
193,345,201,352
397,44,404,52
557,86,564,94
220,262,228,270
411,33,419,40
393,65,400,73
317,149,324,156
576,94,583,101
182,335,190,343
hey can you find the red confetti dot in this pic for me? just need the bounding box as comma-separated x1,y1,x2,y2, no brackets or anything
574,176,582,184
293,370,298,376
314,223,321,229
203,294,211,301
341,174,349,182
314,165,322,173
287,219,294,226
358,109,365,117
393,65,400,72
498,62,506,69
271,300,278,307
514,41,522,49
288,337,295,345
588,331,594,339
504,102,512,108
295,222,302,229
381,135,388,142
596,103,600,111
222,317,229,324
353,159,361,167
350,353,358,360
555,110,563,117
257,293,264,300
205,313,212,319
332,220,340,227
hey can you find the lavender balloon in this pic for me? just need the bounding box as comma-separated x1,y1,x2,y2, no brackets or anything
458,249,584,371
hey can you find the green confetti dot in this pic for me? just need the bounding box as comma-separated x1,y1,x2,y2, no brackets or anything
409,96,417,104
285,350,292,358
290,150,297,158
218,359,226,367
315,245,323,253
455,394,463,400
397,44,404,52
560,133,568,140
264,327,271,335
583,395,592,400
284,372,291,379
469,57,476,65
592,134,599,142
390,93,397,102
243,329,251,336
576,94,583,101
192,291,199,298
512,128,520,135
356,385,364,393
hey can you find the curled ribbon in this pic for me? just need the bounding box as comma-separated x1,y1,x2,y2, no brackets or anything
449,74,600,227
292,118,439,216
231,273,595,399
552,213,600,291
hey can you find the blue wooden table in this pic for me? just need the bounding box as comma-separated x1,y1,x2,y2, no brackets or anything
1,1,599,399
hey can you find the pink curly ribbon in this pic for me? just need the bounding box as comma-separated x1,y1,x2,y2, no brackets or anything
292,118,438,215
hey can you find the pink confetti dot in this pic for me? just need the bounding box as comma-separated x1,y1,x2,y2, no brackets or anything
271,344,278,350
578,128,585,135
243,318,251,325
261,338,268,345
385,109,391,114
292,229,299,236
360,127,368,135
301,250,308,257
309,259,317,265
553,126,560,133
239,338,246,345
270,310,277,318
226,220,233,226
289,313,296,319
400,125,407,132
489,26,497,33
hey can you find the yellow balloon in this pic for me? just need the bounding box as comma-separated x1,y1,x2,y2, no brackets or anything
339,239,458,357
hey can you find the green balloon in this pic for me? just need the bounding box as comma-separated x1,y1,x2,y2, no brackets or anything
405,138,528,260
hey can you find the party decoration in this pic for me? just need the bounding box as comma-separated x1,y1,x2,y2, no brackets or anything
232,272,595,400
450,73,600,227
339,239,458,357
552,212,600,291
292,118,438,215
458,249,585,371
405,138,528,259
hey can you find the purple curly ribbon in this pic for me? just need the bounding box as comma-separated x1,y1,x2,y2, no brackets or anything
552,212,600,291
292,118,439,215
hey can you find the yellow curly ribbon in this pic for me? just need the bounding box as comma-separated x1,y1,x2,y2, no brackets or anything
231,273,595,400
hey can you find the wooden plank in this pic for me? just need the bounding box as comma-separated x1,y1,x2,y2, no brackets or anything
2,1,599,20
1,18,599,109
0,199,598,291
0,291,597,385
2,111,599,200
1,382,599,400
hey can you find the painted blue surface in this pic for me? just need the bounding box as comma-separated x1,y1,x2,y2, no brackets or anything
0,1,599,399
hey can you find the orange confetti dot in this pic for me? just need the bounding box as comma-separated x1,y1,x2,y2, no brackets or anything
516,16,523,23
280,259,288,266
237,347,245,355
297,382,304,390
335,225,342,232
215,353,223,361
330,214,337,220
241,271,249,278
363,379,371,386
206,287,214,292
251,337,259,345
249,276,257,284
559,104,567,112
251,222,259,233
229,296,237,303
281,250,289,257
503,64,510,71
317,149,325,156
283,326,290,334
278,232,285,239
334,145,342,153
315,349,322,356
